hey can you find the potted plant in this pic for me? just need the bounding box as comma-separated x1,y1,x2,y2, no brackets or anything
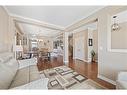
91,50,96,62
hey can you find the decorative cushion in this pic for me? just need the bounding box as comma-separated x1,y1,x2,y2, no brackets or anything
0,62,16,89
5,58,19,75
18,58,37,69
9,67,29,88
0,53,41,89
116,80,127,89
0,53,19,84
0,53,13,63
11,78,49,89
29,65,40,82
10,65,40,88
0,53,18,89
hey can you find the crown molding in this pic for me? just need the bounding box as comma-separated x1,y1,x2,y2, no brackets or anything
70,21,97,34
3,6,65,31
64,6,105,30
65,16,98,32
2,6,10,16
51,32,63,38
15,23,24,35
3,6,105,32
29,35,53,39
3,6,112,34
11,13,65,31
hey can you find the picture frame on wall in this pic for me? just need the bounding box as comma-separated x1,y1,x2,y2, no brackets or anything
89,39,93,46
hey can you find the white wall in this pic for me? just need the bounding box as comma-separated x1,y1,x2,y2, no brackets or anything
74,36,85,61
63,32,69,63
73,29,88,61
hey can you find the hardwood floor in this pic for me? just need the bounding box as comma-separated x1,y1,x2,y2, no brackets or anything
37,55,64,71
37,55,116,89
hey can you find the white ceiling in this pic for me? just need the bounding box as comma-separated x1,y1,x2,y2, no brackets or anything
17,22,62,37
6,6,104,27
72,21,98,34
111,10,127,24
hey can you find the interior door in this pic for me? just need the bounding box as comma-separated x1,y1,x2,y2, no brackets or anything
75,37,84,61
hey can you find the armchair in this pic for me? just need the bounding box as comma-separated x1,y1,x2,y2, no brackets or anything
116,72,127,89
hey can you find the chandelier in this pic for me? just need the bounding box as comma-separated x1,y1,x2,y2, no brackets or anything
111,16,120,31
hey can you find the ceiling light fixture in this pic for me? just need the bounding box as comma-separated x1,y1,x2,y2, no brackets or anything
111,16,120,32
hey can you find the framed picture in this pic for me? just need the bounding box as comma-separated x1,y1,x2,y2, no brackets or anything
89,39,93,46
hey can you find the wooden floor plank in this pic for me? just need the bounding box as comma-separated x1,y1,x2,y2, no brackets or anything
37,56,116,89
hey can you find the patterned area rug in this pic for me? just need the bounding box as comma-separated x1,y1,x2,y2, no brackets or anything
40,65,106,89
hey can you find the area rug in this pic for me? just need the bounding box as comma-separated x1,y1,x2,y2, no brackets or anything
39,65,106,89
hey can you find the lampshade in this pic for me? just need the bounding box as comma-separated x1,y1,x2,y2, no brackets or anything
13,45,23,52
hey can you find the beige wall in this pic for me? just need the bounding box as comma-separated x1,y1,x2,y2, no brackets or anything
0,7,15,53
111,22,127,49
93,29,98,60
68,6,127,83
8,16,15,52
98,7,127,82
0,7,9,52
0,6,29,53
87,29,93,61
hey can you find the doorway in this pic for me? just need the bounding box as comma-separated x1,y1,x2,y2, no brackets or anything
73,20,98,63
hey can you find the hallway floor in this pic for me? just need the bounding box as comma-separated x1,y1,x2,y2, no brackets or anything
37,56,115,89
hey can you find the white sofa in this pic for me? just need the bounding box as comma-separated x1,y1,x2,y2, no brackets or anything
116,72,127,89
0,52,49,89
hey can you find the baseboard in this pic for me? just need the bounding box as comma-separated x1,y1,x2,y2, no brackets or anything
73,58,91,63
86,60,91,63
87,58,91,63
95,60,98,63
84,59,90,63
64,61,69,64
77,59,88,63
98,74,116,85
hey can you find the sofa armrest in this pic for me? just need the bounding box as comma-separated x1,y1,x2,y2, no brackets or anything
10,78,49,89
117,72,127,81
116,80,127,89
18,58,37,69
